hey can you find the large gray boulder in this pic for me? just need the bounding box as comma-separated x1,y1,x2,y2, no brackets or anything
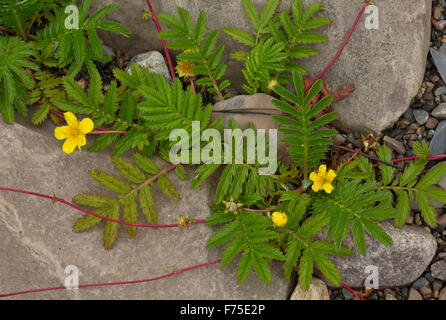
328,222,437,288
0,119,292,299
92,0,431,134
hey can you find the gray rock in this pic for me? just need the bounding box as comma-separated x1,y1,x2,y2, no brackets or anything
408,287,423,300
290,278,330,300
383,136,406,155
431,48,446,85
426,117,439,129
413,109,430,125
434,20,446,32
0,119,291,300
431,260,446,281
432,103,446,119
412,277,428,290
328,222,437,288
403,108,415,122
430,121,446,155
435,86,446,97
126,51,171,81
92,0,431,134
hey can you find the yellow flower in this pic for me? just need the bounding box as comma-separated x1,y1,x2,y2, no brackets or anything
54,112,94,154
268,80,279,90
176,60,196,78
310,165,337,194
272,211,287,227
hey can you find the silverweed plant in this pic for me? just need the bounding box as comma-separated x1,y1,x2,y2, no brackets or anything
1,0,446,292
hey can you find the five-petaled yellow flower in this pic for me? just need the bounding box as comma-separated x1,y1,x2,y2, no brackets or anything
310,165,337,194
272,211,287,227
54,112,94,154
176,60,196,78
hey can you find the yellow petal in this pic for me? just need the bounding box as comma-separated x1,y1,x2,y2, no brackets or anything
64,112,78,127
319,164,327,175
312,182,322,192
326,169,337,182
76,134,87,148
79,118,94,134
323,183,334,194
309,172,318,182
62,138,77,154
54,126,69,140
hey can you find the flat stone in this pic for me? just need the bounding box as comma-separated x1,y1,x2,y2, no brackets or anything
92,0,431,134
431,260,446,281
413,109,430,125
125,51,171,81
408,287,423,300
383,136,406,155
328,222,437,288
435,86,446,97
0,119,291,299
430,121,446,155
432,103,446,119
426,117,439,130
290,278,330,300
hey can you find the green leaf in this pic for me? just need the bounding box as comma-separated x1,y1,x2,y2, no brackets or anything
132,153,160,175
395,190,410,228
284,240,301,280
416,192,438,228
123,193,138,239
224,27,255,46
376,146,395,185
89,170,132,193
158,175,181,200
242,0,261,31
175,165,188,180
73,207,109,233
112,156,146,183
399,159,427,187
417,163,446,189
139,185,157,224
254,245,285,261
298,250,314,290
73,194,117,208
352,220,366,255
362,220,393,247
222,238,245,266
191,164,220,188
260,0,280,28
103,204,120,250
425,188,446,203
252,252,272,284
32,102,50,125
312,252,341,286
207,221,239,247
237,250,254,283
63,77,90,107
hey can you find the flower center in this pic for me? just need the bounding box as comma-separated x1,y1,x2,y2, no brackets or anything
67,126,81,138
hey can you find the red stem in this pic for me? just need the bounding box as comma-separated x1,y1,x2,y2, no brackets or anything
145,0,176,80
315,3,369,80
0,259,222,298
89,130,127,135
373,155,446,167
0,187,205,229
